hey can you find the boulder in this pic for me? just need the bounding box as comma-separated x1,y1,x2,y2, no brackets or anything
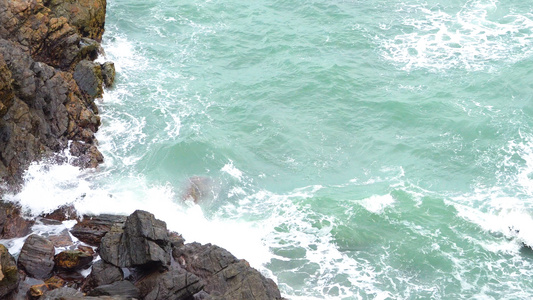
54,249,93,271
39,286,84,300
99,210,171,268
101,62,115,88
81,260,123,293
0,244,20,298
135,267,204,300
17,235,55,279
0,201,34,239
87,280,140,298
73,60,104,99
70,214,126,246
41,205,78,222
174,243,282,300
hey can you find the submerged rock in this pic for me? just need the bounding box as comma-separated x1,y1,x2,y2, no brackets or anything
17,235,55,280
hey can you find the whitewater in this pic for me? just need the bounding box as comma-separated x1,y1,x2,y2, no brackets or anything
5,0,533,298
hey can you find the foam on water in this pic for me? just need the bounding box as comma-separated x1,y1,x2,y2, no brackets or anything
377,0,533,71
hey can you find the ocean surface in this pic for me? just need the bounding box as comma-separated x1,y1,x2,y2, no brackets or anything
5,0,533,298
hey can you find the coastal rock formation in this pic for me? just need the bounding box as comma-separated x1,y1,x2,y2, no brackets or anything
70,214,126,246
99,210,171,268
0,244,20,298
0,0,112,189
17,234,55,279
0,201,34,239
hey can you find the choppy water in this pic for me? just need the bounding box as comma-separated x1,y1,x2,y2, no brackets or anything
6,0,533,298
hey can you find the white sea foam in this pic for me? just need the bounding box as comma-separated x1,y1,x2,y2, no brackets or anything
358,194,395,214
377,1,533,71
221,160,244,181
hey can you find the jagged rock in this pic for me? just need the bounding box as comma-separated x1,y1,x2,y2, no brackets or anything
39,286,84,300
0,0,109,189
135,267,204,300
0,201,34,239
174,243,282,300
69,141,104,169
99,210,171,268
81,260,123,293
0,38,103,188
54,250,93,271
73,60,104,98
44,0,107,42
101,62,115,88
0,244,20,298
18,235,55,280
41,205,78,222
70,214,126,246
87,280,140,298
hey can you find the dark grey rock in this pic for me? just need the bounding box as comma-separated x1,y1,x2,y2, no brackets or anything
174,243,283,300
135,267,203,300
73,60,103,99
99,210,171,268
18,235,55,279
87,280,139,298
81,260,123,292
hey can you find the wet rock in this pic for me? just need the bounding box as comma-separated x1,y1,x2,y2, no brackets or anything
87,280,140,298
39,286,84,300
29,283,49,299
174,243,283,300
41,205,78,222
135,267,203,300
70,214,126,246
69,142,104,169
99,210,171,268
73,60,104,99
0,244,20,298
101,62,115,88
48,229,73,248
0,201,34,239
54,249,93,271
81,260,123,293
18,235,55,280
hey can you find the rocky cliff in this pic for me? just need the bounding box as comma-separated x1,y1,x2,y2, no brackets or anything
0,0,112,190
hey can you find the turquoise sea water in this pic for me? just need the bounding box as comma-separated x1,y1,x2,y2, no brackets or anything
8,0,533,298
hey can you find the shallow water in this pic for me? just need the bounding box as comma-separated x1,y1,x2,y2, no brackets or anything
6,0,533,298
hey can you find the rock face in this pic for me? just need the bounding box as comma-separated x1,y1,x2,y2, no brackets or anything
174,243,283,300
135,267,203,300
0,244,20,298
0,0,112,190
17,235,55,279
99,210,171,268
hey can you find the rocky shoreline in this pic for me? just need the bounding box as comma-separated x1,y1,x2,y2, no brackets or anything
0,0,284,299
0,205,283,299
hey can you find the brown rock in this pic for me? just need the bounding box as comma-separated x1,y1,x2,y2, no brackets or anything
0,201,34,239
48,229,73,248
70,214,126,246
17,235,55,279
0,244,20,298
101,61,115,87
54,250,93,271
41,205,78,222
